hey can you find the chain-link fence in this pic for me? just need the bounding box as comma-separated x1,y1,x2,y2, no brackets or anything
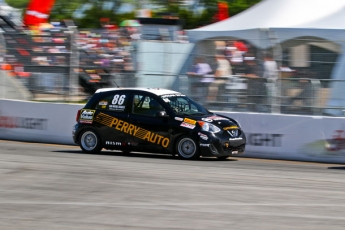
1,29,345,116
0,27,137,102
183,75,327,115
179,37,344,116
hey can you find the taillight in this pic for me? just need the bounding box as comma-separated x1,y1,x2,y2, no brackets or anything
76,109,81,122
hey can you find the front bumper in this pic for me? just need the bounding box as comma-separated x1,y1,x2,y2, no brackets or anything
198,131,246,157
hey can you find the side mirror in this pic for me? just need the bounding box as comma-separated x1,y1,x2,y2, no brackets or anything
156,111,169,117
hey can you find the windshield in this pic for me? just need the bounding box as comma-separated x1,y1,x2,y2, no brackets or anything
160,94,211,116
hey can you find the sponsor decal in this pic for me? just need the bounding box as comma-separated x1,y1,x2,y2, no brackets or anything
127,139,138,146
301,128,345,156
228,129,239,137
109,105,125,111
247,133,283,147
174,117,183,121
200,143,210,147
224,126,238,130
229,137,243,141
80,109,95,124
202,116,228,122
0,115,47,130
180,122,195,129
184,118,196,125
105,141,121,146
94,113,170,148
198,132,208,140
99,101,108,106
325,130,345,152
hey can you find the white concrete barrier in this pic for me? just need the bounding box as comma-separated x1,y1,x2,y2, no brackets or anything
1,99,345,163
0,99,83,145
218,112,345,163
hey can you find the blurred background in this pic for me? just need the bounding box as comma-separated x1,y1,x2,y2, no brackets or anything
0,0,344,117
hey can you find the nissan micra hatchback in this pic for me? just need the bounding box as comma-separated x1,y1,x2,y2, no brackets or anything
73,88,246,160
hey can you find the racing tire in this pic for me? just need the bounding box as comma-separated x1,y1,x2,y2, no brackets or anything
79,129,102,154
176,136,200,160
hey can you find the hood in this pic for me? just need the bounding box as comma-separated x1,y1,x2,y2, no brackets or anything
178,113,240,130
200,115,240,129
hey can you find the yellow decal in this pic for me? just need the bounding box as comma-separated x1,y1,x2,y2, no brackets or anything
184,118,196,125
94,113,170,148
224,126,238,130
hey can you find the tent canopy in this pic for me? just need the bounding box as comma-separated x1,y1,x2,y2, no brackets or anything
187,0,345,45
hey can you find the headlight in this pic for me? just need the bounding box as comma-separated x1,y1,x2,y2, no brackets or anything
198,121,221,133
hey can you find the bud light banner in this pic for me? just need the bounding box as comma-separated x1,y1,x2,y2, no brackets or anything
23,0,55,26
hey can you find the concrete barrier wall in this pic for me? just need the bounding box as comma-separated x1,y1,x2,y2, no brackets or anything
0,99,83,145
1,99,345,163
217,112,345,163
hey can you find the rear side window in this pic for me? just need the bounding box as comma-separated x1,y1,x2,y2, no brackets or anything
95,92,129,112
133,94,166,116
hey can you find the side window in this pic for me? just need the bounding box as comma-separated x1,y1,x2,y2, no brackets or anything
95,93,128,112
133,94,165,116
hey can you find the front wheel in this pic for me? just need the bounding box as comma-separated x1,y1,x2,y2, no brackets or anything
176,136,199,160
79,129,102,154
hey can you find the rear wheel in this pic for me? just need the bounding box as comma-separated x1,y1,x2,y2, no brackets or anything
176,136,199,160
79,129,102,154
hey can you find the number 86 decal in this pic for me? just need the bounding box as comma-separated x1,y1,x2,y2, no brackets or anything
112,95,126,105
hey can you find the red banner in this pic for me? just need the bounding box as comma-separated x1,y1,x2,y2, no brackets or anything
217,1,229,21
23,0,56,26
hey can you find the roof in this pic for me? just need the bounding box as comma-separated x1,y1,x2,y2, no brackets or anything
95,87,181,96
295,6,345,29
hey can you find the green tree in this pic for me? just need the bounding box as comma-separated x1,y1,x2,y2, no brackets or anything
146,0,262,29
4,0,28,9
50,0,83,21
74,0,134,28
5,0,262,29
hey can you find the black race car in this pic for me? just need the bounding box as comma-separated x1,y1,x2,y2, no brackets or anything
73,87,246,160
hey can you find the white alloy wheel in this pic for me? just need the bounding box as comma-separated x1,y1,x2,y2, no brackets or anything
80,130,102,153
176,136,199,159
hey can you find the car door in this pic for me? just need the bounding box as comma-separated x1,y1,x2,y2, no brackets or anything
93,91,131,149
127,92,172,153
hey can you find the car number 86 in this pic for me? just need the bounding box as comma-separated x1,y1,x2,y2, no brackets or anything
112,95,126,105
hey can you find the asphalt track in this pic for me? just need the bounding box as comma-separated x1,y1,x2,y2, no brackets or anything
0,140,345,230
